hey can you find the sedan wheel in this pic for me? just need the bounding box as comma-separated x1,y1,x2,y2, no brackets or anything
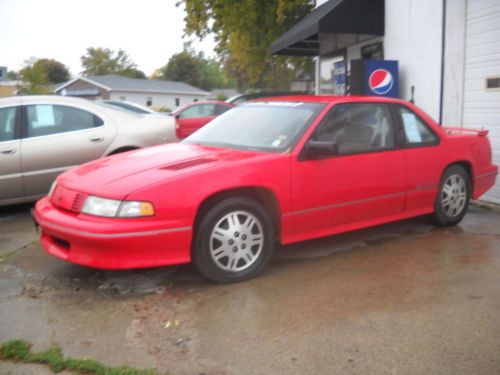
441,174,467,217
193,197,275,283
430,165,470,227
210,210,264,272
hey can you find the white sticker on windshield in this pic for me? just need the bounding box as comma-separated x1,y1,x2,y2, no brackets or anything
244,101,304,107
272,139,282,148
402,113,422,142
33,105,56,128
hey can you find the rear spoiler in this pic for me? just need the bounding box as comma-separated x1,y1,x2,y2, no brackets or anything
443,127,489,137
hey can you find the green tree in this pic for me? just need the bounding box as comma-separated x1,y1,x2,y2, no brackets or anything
160,49,202,87
17,57,69,95
184,0,315,90
80,47,145,78
36,59,70,83
159,44,232,91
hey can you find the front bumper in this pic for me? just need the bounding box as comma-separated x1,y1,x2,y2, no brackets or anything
34,197,192,269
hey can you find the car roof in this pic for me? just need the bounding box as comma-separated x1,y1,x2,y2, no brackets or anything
190,100,233,105
251,95,410,106
0,95,91,103
171,100,234,115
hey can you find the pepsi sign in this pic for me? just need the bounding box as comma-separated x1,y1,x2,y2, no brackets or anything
369,69,394,95
350,60,399,98
364,60,398,98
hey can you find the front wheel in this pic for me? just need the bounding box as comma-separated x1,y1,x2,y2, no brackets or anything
192,197,275,283
430,165,470,227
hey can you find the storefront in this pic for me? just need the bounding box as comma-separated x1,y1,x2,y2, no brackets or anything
272,0,500,204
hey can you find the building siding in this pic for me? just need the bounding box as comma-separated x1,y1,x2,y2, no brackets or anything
462,0,500,204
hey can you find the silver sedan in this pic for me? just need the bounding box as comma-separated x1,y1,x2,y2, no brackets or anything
0,95,176,206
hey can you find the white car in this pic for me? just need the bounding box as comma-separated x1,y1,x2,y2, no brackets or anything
0,95,176,206
97,99,160,115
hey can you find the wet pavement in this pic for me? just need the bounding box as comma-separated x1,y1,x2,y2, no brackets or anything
0,203,500,374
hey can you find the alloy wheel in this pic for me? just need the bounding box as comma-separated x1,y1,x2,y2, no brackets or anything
209,210,264,272
441,174,467,217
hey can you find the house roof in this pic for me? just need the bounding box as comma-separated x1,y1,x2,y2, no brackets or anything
55,75,208,95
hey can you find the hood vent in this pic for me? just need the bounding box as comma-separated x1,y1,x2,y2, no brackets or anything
161,158,215,171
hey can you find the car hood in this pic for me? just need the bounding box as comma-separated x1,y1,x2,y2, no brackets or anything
58,143,272,199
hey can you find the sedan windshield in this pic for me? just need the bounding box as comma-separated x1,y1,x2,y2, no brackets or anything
183,101,325,152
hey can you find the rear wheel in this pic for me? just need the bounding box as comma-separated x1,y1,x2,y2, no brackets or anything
192,197,275,283
430,165,470,227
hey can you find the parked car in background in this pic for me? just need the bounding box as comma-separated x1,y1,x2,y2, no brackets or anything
34,96,497,283
97,99,159,115
171,100,234,139
226,91,311,106
0,95,176,206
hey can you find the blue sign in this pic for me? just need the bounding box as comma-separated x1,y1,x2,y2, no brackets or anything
364,60,398,98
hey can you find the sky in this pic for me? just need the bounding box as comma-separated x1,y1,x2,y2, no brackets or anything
0,0,216,77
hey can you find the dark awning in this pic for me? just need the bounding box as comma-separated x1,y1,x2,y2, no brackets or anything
271,0,384,57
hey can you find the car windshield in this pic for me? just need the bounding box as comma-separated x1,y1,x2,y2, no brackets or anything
183,101,325,152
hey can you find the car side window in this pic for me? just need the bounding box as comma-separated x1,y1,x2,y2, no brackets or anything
0,106,17,142
397,106,438,146
215,104,232,115
178,104,216,119
26,105,103,138
312,103,395,155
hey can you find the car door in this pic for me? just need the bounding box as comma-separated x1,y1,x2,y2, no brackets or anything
176,104,217,138
0,103,24,202
20,102,114,198
392,104,442,212
291,102,407,233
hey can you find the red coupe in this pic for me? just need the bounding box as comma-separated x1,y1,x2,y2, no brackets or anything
34,96,498,283
171,101,234,139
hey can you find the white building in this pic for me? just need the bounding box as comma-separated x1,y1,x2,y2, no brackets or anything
54,75,208,111
272,0,500,204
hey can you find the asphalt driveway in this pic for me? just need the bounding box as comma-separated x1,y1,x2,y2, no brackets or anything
1,203,499,374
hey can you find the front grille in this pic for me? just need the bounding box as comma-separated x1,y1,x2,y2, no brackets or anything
71,193,87,212
51,185,88,213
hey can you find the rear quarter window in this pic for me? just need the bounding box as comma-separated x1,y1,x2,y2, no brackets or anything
396,106,439,146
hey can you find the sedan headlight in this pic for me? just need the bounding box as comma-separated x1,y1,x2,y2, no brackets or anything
81,196,155,218
118,201,155,217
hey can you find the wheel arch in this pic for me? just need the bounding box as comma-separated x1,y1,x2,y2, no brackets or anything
193,186,282,242
443,160,473,194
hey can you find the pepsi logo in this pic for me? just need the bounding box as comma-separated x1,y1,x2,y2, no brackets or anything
369,69,393,95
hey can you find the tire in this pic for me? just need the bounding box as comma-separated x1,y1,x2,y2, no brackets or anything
430,165,471,227
192,197,275,283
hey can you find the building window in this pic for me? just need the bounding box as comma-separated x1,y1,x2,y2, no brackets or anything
175,98,180,107
486,77,500,91
193,98,198,102
146,97,152,106
119,96,126,101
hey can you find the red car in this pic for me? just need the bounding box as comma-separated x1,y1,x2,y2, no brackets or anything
34,96,498,283
171,101,234,139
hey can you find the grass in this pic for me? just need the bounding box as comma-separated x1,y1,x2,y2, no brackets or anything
0,340,163,375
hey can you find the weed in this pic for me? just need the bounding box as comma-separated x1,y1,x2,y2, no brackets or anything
0,340,162,375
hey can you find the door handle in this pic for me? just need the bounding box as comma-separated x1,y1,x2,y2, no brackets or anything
89,136,104,143
0,148,17,155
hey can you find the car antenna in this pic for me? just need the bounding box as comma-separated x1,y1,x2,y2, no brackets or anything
409,85,415,104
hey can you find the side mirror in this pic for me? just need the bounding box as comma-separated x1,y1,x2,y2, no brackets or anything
304,140,338,159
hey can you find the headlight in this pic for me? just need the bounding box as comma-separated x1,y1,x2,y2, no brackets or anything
81,196,155,218
118,201,155,217
82,196,122,217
